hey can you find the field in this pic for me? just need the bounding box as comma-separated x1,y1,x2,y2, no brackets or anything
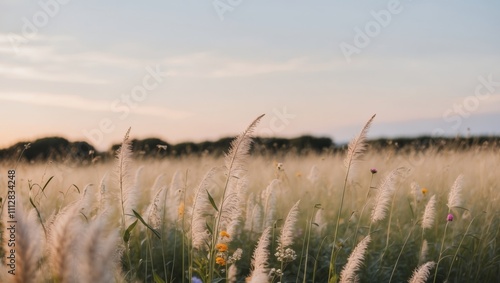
1,117,499,283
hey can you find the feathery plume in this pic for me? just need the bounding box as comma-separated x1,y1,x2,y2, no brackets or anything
225,177,249,240
190,168,217,250
248,227,272,283
152,173,166,192
214,114,263,251
344,114,376,172
419,240,429,264
146,185,167,230
79,184,95,219
143,173,166,220
277,200,300,250
78,213,120,283
143,174,167,223
2,199,44,283
218,189,241,241
251,203,263,234
313,208,326,236
339,235,371,283
116,127,138,228
447,175,464,209
371,168,405,223
307,165,320,185
462,210,471,221
228,264,238,283
166,170,185,224
47,200,83,282
422,195,436,230
408,261,436,283
262,179,279,228
244,193,256,231
411,182,423,204
97,173,108,214
248,273,270,283
131,166,143,207
225,114,264,179
275,200,300,263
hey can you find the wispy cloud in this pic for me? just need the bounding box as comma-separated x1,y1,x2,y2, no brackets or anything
0,63,110,84
163,52,333,78
0,93,193,120
0,34,146,84
0,33,72,56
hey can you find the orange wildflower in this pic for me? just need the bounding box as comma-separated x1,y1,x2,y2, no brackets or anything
216,257,226,266
178,202,185,217
220,231,230,239
216,243,228,252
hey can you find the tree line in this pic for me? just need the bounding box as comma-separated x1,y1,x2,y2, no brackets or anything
0,135,498,165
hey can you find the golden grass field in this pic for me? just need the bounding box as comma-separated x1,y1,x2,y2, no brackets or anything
1,117,499,283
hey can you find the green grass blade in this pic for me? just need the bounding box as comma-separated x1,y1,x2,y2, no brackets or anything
133,209,161,239
206,189,218,212
124,219,138,243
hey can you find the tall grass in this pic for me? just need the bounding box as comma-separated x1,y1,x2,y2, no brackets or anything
0,116,499,282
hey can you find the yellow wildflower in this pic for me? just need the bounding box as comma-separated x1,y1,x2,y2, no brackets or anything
421,188,428,196
216,257,226,266
178,202,185,217
220,231,230,239
216,243,228,252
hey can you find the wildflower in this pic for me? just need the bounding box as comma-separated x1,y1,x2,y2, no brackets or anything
191,277,203,283
178,202,185,217
228,248,243,264
275,247,297,262
276,162,284,171
216,243,228,252
421,188,428,196
220,231,230,239
447,213,454,222
216,256,226,266
370,168,378,174
269,268,283,277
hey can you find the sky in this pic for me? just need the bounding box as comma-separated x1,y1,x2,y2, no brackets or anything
1,0,500,151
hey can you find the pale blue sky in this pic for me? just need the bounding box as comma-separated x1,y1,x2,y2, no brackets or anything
1,1,500,150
